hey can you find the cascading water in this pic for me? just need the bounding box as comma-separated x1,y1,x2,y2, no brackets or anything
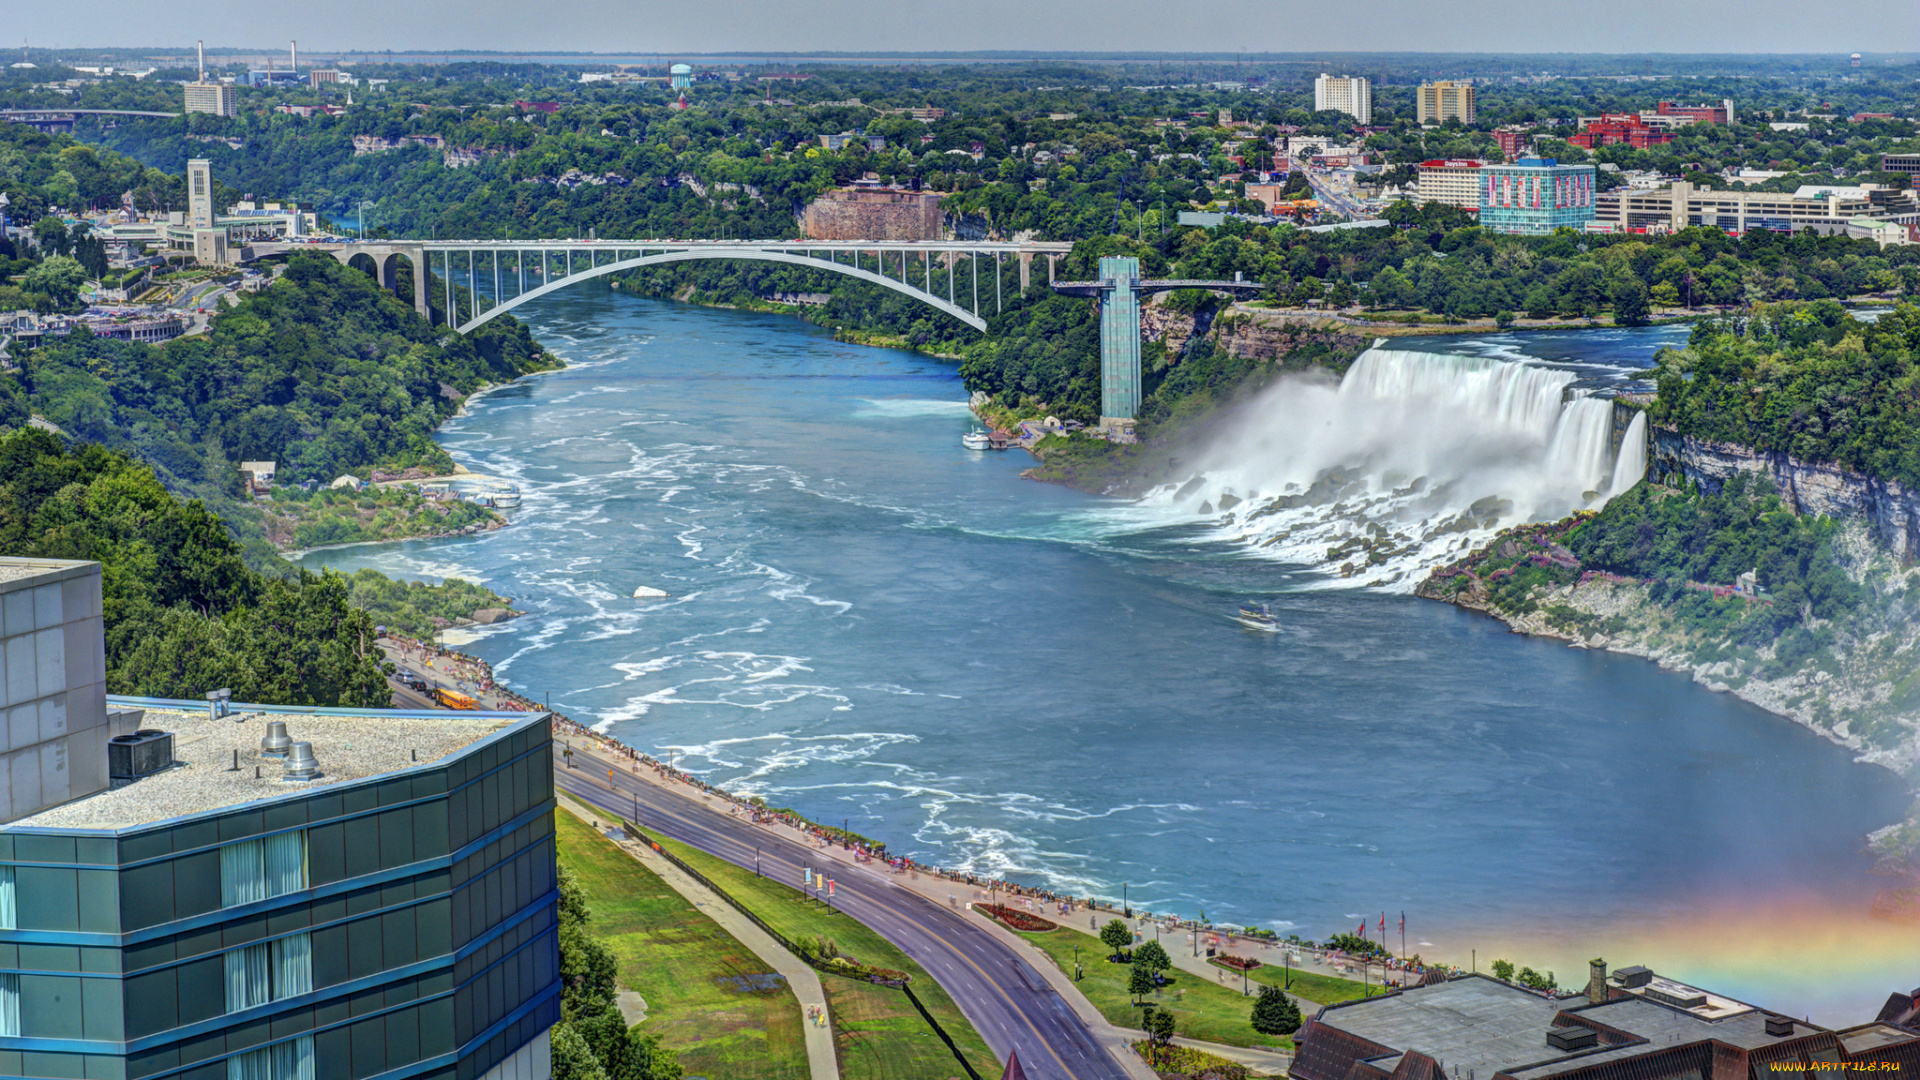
1124,345,1644,591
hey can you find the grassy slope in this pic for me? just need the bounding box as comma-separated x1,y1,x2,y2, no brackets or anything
647,832,1000,1080
1206,957,1378,1007
554,812,810,1080
1009,926,1292,1052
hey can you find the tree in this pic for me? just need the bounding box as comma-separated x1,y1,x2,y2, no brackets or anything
1100,919,1134,960
22,255,86,308
1128,962,1157,1005
1133,939,1172,978
1144,1005,1177,1062
1495,309,1516,329
1251,985,1303,1036
551,1023,611,1080
1490,959,1516,982
1612,279,1652,325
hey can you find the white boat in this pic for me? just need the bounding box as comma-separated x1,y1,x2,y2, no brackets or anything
961,429,992,450
481,484,521,509
1235,603,1281,632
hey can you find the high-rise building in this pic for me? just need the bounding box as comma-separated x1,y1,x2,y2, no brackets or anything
186,159,214,229
0,555,561,1080
1479,157,1597,235
1417,81,1477,125
183,81,236,117
1414,160,1487,211
1313,74,1372,124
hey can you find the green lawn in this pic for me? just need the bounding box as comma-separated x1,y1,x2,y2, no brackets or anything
644,829,999,1080
1209,957,1379,1006
1007,925,1292,1053
554,811,809,1080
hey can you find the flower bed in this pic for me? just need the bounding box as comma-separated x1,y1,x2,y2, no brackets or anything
1214,954,1261,971
977,903,1059,932
1131,1040,1250,1079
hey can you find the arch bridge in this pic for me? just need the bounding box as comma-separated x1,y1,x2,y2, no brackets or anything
328,239,1075,335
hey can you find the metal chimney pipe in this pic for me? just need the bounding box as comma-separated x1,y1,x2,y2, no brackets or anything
197,40,205,82
283,742,322,781
290,40,297,75
260,720,293,758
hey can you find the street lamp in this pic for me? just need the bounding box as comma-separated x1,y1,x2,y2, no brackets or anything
357,200,374,241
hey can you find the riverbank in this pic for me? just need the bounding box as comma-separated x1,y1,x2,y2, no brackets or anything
1416,513,1920,897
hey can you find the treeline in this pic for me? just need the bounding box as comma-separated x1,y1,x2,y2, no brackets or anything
0,427,392,704
4,255,554,505
1651,301,1920,487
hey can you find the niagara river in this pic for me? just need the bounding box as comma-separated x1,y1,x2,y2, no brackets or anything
303,289,1919,1021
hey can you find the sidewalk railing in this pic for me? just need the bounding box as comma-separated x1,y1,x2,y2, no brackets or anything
620,820,985,1080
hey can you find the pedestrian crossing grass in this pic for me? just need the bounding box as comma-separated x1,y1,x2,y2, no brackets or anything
554,811,810,1080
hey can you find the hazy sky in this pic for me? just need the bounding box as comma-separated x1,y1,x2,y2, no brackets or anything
16,0,1918,57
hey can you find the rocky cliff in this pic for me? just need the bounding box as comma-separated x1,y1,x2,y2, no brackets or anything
1650,427,1920,560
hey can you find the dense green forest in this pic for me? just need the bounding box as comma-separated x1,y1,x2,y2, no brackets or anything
1651,301,1920,486
3,255,554,504
0,427,393,704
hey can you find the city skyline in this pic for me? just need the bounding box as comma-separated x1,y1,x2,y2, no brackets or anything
11,0,1917,59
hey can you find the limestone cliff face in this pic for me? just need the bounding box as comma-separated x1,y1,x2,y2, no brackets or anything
1649,427,1920,559
1137,303,1367,364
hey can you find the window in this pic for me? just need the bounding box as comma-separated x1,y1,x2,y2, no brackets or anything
224,933,313,1012
0,866,13,929
219,832,307,908
0,974,16,1038
228,1035,314,1080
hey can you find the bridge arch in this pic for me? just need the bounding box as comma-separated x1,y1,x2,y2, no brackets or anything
449,248,989,335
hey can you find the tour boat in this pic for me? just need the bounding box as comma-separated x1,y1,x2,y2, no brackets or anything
476,484,521,509
1235,603,1280,631
961,429,992,451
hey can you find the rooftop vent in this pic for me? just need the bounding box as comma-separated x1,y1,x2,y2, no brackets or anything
1615,966,1654,988
109,730,174,781
282,742,322,782
1765,1016,1795,1037
260,721,293,758
1547,1026,1599,1052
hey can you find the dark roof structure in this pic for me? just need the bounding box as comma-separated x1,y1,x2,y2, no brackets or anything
1292,968,1920,1080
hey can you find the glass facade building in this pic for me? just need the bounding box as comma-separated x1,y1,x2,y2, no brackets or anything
1478,158,1598,235
0,699,557,1080
1097,256,1142,422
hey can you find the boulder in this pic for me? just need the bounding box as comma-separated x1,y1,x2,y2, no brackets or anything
471,608,513,625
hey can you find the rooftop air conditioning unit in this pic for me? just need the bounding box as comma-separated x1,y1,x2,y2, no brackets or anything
1765,1016,1795,1037
108,730,174,781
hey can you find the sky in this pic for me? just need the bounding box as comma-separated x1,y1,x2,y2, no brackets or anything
15,0,1920,58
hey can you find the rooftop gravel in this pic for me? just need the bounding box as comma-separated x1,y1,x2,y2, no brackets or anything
12,708,511,831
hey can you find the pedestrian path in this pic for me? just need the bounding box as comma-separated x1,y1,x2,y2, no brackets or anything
556,793,839,1080
561,739,1303,1077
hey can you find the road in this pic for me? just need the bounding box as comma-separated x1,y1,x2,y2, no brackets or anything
554,755,1134,1080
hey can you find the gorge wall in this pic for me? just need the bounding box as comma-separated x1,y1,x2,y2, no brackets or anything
1650,427,1920,560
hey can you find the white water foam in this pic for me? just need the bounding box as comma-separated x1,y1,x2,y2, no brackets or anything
1120,345,1641,591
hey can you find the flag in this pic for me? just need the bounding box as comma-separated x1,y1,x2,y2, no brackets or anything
1399,912,1405,935
1379,913,1386,935
1357,922,1365,938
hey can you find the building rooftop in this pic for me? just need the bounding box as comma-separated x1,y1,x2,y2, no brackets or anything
1314,975,1569,1078
9,705,515,832
0,557,94,587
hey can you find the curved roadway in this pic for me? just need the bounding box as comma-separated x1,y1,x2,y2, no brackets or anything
554,757,1132,1080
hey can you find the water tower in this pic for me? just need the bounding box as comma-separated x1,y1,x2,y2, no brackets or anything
670,63,692,90
1851,53,1862,66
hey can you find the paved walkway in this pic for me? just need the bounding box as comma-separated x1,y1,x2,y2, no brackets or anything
559,735,1334,1077
557,793,839,1080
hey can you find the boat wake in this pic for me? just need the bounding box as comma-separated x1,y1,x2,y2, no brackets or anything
1116,345,1647,591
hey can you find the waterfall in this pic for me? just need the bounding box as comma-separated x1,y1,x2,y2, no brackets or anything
1122,345,1639,592
1610,411,1649,496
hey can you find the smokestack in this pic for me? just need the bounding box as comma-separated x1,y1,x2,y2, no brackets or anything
197,39,205,82
1587,958,1608,1005
290,39,297,75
